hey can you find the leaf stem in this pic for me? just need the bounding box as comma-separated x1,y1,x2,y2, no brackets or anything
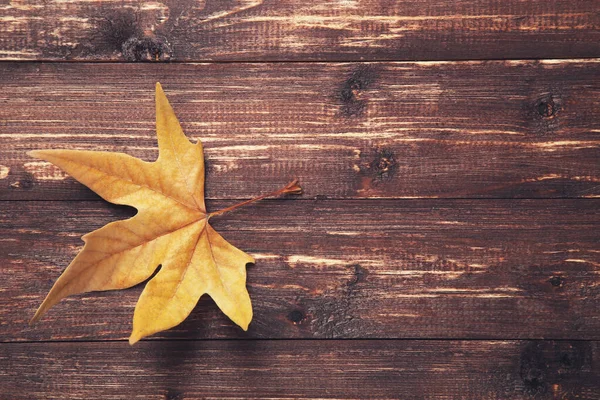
208,179,302,219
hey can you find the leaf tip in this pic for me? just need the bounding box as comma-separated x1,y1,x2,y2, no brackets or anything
238,307,253,332
128,333,140,345
29,306,45,325
155,81,169,110
27,150,42,159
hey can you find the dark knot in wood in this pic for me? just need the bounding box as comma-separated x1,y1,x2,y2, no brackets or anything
548,275,566,288
288,309,306,324
348,264,368,286
370,149,397,182
339,65,376,117
519,341,589,396
96,8,173,62
535,95,558,119
122,36,172,62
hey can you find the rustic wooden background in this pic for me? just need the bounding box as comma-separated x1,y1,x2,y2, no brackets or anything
1,1,599,399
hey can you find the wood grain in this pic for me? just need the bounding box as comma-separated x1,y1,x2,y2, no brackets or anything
3,1,599,398
1,340,598,399
2,199,598,342
1,61,599,200
1,0,599,62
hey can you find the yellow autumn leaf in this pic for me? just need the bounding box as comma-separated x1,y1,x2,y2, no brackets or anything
29,83,301,344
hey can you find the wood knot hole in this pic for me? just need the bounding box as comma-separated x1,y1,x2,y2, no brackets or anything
339,65,376,117
370,149,397,182
536,96,557,118
348,264,368,286
122,36,172,62
288,310,306,324
96,8,172,62
164,389,183,400
548,275,565,288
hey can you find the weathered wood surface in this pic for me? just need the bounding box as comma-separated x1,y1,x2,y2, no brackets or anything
2,199,598,342
2,61,599,201
1,0,599,62
2,1,600,396
1,340,598,399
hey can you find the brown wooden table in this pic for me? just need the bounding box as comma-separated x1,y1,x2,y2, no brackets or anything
1,1,599,398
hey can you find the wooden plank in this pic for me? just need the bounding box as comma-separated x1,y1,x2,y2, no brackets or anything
2,199,598,342
1,0,599,61
1,340,598,399
1,61,599,200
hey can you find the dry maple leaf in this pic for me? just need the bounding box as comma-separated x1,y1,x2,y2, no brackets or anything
29,83,301,344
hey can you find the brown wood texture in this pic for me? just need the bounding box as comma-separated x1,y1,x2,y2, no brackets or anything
2,199,598,342
1,0,599,62
1,340,599,399
1,60,599,201
2,1,600,397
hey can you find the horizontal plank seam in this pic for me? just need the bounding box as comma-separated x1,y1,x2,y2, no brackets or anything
2,198,600,202
1,58,600,66
2,338,599,345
